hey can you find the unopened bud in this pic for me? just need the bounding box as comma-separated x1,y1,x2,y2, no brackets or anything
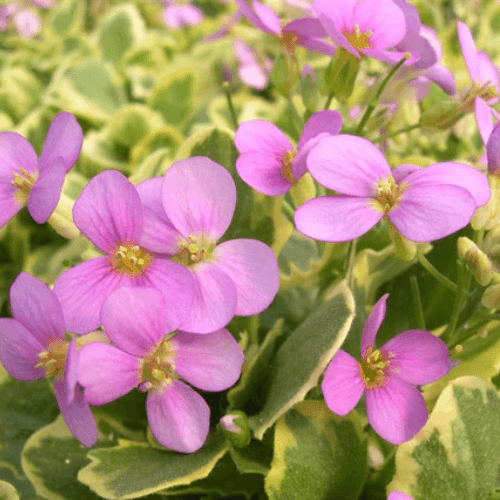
452,345,463,355
482,283,500,309
219,411,251,447
322,48,360,101
48,192,79,239
457,237,493,286
289,173,316,207
419,101,464,130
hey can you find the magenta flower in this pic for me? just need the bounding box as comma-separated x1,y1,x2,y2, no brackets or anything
162,1,203,30
0,112,83,229
233,40,273,90
295,135,490,242
486,122,500,176
78,287,244,453
388,492,414,500
137,156,280,334
235,110,342,196
474,97,500,148
322,294,451,444
0,273,97,447
53,170,195,334
313,0,412,64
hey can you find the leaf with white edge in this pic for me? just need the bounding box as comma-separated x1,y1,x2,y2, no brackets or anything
96,3,146,63
129,126,183,165
388,376,500,500
78,431,228,499
228,440,272,475
0,481,19,500
0,67,41,120
265,400,368,500
248,280,355,439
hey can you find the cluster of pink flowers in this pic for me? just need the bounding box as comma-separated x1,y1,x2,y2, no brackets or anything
0,0,51,38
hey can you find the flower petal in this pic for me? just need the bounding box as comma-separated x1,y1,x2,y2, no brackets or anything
0,181,21,228
321,349,365,415
392,164,421,183
162,157,236,241
382,330,451,385
39,112,83,172
388,492,415,500
146,380,210,453
238,62,270,90
295,196,384,242
487,122,500,175
73,170,144,253
27,159,66,223
235,120,293,157
457,21,479,82
307,135,390,196
10,272,65,345
365,376,428,444
179,263,237,334
135,259,196,331
0,132,38,179
78,343,140,405
404,162,490,207
478,51,499,92
388,184,476,242
64,338,79,405
212,239,279,316
172,329,244,391
101,287,168,357
251,0,281,34
53,257,126,334
424,64,456,95
361,293,388,356
54,379,98,447
297,110,342,151
0,318,44,381
475,97,495,146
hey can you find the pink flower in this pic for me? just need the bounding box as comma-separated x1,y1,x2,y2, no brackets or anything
78,287,244,453
486,122,500,176
162,2,203,30
234,110,342,195
137,156,280,334
0,273,97,447
233,40,273,90
295,135,490,242
0,112,83,229
53,170,195,334
322,294,452,444
388,492,415,500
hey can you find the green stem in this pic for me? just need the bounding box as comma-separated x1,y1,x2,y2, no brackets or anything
324,91,335,110
416,252,458,294
441,262,468,344
410,276,426,330
355,54,410,136
373,123,421,143
223,82,238,130
288,97,304,136
282,199,295,222
345,238,358,289
371,446,397,482
474,228,485,247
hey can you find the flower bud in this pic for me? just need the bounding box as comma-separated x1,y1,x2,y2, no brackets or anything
322,48,360,101
290,173,316,207
419,101,464,130
457,237,493,286
219,411,251,448
482,283,500,309
387,222,416,261
48,192,79,239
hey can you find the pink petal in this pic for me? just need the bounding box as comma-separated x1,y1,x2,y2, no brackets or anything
236,152,293,196
361,294,388,356
424,64,456,95
392,164,421,183
295,196,384,242
39,112,83,173
306,135,390,196
297,37,336,56
238,63,270,90
73,171,144,253
172,329,244,391
362,48,419,65
475,97,495,145
178,5,203,26
27,159,65,223
487,123,500,175
457,21,479,82
0,132,38,179
54,379,98,447
0,181,22,228
365,376,428,444
163,5,182,29
388,184,476,242
234,120,293,157
53,257,126,334
0,318,44,381
101,287,168,357
478,51,499,92
146,380,210,453
388,492,415,500
404,162,490,207
13,9,40,38
64,338,79,405
179,263,237,334
162,157,236,241
381,330,451,385
297,110,342,151
233,39,259,65
251,0,281,34
321,349,365,415
354,0,406,50
78,343,140,405
212,239,279,316
135,259,196,331
283,17,327,40
10,272,65,346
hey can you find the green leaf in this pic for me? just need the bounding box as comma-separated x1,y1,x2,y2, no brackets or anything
49,0,84,35
388,376,500,500
248,281,355,439
265,401,368,500
130,126,183,166
228,441,272,475
78,431,228,499
0,67,41,121
0,481,19,500
96,4,146,64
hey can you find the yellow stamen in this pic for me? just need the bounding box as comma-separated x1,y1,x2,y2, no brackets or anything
11,168,38,205
140,337,178,392
372,175,408,214
359,346,394,389
173,234,216,267
36,339,69,380
280,149,297,184
109,242,153,277
344,25,372,51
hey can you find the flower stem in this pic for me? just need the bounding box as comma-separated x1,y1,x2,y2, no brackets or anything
345,238,358,289
416,251,458,294
441,261,468,343
373,123,421,143
410,276,426,330
324,91,335,110
223,82,238,130
354,54,410,136
288,97,304,137
282,199,295,222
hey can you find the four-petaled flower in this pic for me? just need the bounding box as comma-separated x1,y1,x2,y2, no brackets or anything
321,294,452,444
78,287,244,453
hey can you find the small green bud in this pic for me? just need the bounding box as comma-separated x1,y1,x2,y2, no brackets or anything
322,48,360,101
482,283,500,309
270,53,298,97
219,411,251,448
300,67,318,112
419,101,465,130
457,237,493,286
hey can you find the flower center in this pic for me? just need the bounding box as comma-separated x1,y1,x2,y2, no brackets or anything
280,149,297,184
343,25,372,51
460,81,499,112
138,337,177,392
35,339,68,380
172,235,216,267
11,168,38,205
110,243,153,277
373,175,408,214
281,31,302,57
360,346,394,389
